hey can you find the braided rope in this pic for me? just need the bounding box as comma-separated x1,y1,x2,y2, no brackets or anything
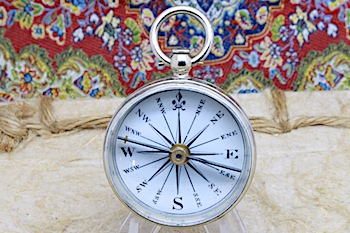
1,90,350,153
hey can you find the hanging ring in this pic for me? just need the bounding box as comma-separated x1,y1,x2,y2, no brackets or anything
150,6,214,66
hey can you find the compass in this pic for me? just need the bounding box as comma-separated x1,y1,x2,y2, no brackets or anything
104,6,256,227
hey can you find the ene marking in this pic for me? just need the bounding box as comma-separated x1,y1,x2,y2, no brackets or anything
220,130,237,140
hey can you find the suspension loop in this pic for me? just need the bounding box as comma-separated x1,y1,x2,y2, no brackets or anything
150,6,214,66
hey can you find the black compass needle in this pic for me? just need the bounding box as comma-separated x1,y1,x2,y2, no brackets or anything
186,124,209,148
139,135,168,149
148,159,172,181
160,164,174,191
190,152,223,156
183,115,197,144
190,157,242,173
149,123,174,146
138,156,168,169
187,161,210,182
176,165,181,195
163,115,176,144
177,109,182,143
189,137,219,150
137,150,169,154
184,165,196,192
117,136,169,153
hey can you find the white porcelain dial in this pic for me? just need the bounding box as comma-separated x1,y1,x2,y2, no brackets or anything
104,79,255,227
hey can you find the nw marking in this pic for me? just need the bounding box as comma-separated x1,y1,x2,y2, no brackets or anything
136,109,151,123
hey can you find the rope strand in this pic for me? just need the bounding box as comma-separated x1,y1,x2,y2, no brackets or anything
1,90,350,153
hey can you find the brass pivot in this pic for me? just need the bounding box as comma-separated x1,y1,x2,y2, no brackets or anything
169,144,190,165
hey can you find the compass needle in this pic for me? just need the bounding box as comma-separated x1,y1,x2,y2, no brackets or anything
176,165,182,195
184,165,196,192
189,137,219,150
117,136,169,153
161,164,174,191
190,152,223,156
148,159,172,182
163,114,176,144
187,161,210,183
190,157,242,173
140,134,169,149
186,124,210,148
104,6,255,227
177,109,182,143
149,123,174,146
183,115,196,143
138,156,169,169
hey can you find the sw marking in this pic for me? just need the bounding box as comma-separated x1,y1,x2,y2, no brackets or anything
136,180,148,193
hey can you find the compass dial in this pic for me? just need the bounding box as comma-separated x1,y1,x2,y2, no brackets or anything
104,79,255,227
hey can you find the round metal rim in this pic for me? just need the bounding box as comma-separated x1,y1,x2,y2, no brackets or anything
103,79,256,227
150,6,214,66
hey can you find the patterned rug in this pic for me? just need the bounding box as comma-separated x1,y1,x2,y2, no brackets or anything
0,0,349,101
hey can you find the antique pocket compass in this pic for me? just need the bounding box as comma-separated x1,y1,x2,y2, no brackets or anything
104,6,256,228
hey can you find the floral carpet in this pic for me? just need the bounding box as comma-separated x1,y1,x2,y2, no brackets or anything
0,0,349,101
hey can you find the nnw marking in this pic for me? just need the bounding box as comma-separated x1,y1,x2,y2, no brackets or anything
156,98,166,114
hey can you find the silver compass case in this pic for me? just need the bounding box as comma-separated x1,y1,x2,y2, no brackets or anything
104,6,256,227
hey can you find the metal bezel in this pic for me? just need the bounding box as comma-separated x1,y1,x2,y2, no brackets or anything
103,78,256,227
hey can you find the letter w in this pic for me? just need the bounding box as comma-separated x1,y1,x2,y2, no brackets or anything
121,147,135,157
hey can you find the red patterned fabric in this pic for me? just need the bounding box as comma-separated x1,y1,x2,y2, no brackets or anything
0,0,349,101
